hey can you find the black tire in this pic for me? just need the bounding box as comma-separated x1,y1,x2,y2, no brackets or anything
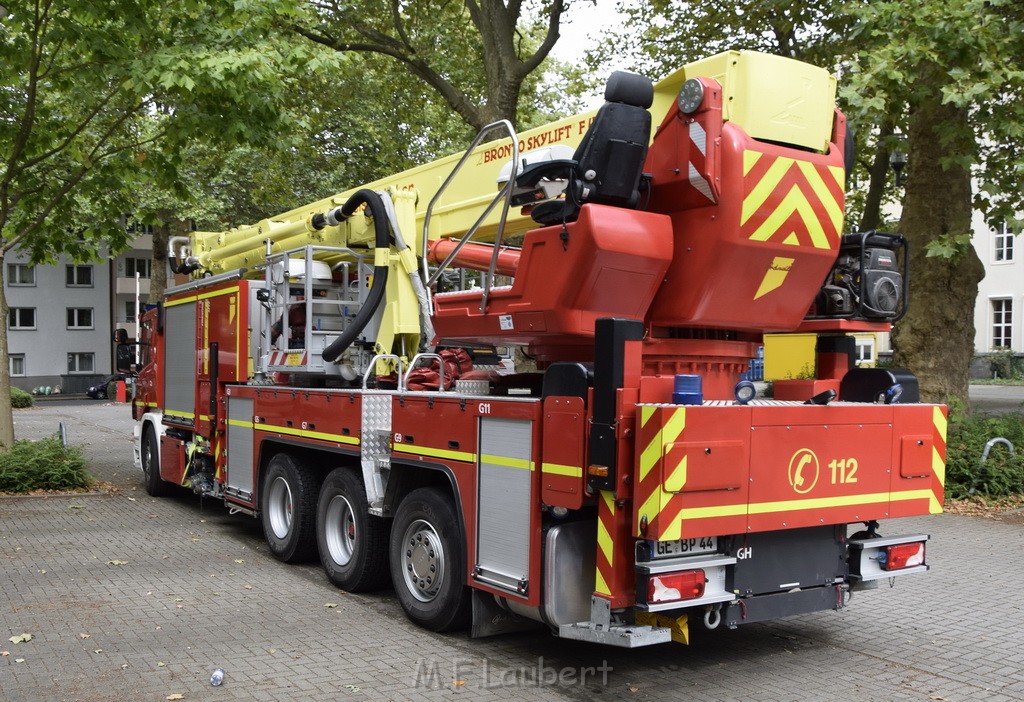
260,453,319,563
141,426,171,497
316,467,391,591
389,487,471,632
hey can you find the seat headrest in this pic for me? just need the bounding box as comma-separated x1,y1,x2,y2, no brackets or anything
604,71,654,109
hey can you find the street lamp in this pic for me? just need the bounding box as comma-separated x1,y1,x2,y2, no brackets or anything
889,138,908,188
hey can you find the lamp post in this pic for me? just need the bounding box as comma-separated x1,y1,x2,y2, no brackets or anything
889,138,908,188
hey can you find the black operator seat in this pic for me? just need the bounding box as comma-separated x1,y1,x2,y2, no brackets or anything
517,70,654,226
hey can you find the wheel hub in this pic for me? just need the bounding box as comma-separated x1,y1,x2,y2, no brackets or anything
401,519,445,602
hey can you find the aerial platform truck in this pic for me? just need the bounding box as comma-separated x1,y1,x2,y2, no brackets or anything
121,50,946,647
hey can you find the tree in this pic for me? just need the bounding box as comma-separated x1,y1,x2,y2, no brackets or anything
0,0,305,449
842,0,1024,404
291,0,569,131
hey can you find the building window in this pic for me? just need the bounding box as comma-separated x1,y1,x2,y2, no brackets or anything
994,222,1015,262
854,336,876,366
124,300,139,323
992,299,1013,349
6,263,35,286
67,352,95,374
124,257,151,279
66,264,93,287
66,307,94,329
8,307,36,329
10,354,25,377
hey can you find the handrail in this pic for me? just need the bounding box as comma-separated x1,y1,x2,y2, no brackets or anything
421,120,520,314
403,353,446,393
362,354,403,390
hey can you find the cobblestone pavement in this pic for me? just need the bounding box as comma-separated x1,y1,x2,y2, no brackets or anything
2,402,1022,701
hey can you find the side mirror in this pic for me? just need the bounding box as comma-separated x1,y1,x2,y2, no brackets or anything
115,343,138,374
113,328,129,344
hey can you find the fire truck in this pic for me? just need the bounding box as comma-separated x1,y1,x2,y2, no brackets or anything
119,51,945,647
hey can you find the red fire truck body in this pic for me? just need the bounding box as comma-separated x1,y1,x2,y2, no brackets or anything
125,51,945,647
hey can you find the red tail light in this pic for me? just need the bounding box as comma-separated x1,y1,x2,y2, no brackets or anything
882,542,925,571
647,570,706,604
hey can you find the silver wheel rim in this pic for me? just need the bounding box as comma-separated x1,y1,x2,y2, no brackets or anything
267,476,293,539
324,494,356,566
400,518,445,603
142,438,153,479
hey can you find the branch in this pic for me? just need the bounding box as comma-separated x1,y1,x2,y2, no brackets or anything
519,0,565,76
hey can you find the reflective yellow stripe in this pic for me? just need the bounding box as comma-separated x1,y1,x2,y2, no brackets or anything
197,286,239,301
597,491,615,567
595,568,610,596
664,454,687,493
541,462,582,477
932,406,947,487
256,423,359,446
227,419,252,428
164,295,198,308
676,489,938,522
480,453,533,471
640,405,657,429
741,154,793,225
393,443,475,463
166,409,195,419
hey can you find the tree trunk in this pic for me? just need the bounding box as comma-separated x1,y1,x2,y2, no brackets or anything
858,120,894,232
0,252,15,450
150,220,170,303
891,69,983,407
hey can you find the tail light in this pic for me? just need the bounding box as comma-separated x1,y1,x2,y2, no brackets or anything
881,542,925,571
647,570,706,604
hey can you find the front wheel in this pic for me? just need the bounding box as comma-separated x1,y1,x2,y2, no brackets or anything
141,426,171,497
316,467,390,591
260,453,318,563
389,487,470,632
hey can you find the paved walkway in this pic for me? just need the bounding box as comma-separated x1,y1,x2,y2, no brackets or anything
2,402,1023,701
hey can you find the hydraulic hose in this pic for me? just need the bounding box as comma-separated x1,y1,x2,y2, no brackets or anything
321,189,390,364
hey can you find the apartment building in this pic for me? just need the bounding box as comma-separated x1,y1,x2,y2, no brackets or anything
5,235,154,394
972,213,1021,355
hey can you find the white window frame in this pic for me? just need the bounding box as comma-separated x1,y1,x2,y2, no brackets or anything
8,307,36,330
66,264,94,287
66,307,95,329
991,298,1013,349
9,354,25,377
854,336,876,366
6,263,35,286
67,352,95,374
994,221,1015,263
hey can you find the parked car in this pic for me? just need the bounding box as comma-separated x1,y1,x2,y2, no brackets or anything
86,373,126,400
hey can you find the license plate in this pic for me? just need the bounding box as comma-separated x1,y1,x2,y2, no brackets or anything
652,536,718,559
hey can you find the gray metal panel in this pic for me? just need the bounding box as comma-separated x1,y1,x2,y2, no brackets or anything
163,303,196,417
543,521,596,626
476,417,533,590
226,396,254,497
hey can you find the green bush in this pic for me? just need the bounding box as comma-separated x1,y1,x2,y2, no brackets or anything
0,436,92,493
10,387,33,408
945,411,1024,499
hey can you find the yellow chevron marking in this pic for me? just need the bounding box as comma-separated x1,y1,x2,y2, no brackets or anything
796,160,844,234
664,407,686,443
783,232,800,246
595,567,610,596
753,256,795,300
932,406,947,488
748,185,830,249
639,432,662,484
660,517,682,542
742,155,794,225
743,150,762,176
664,454,687,493
637,489,662,536
640,405,657,429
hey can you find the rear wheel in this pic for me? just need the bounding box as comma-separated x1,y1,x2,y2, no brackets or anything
389,487,470,632
261,453,318,563
317,467,390,591
141,426,171,497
